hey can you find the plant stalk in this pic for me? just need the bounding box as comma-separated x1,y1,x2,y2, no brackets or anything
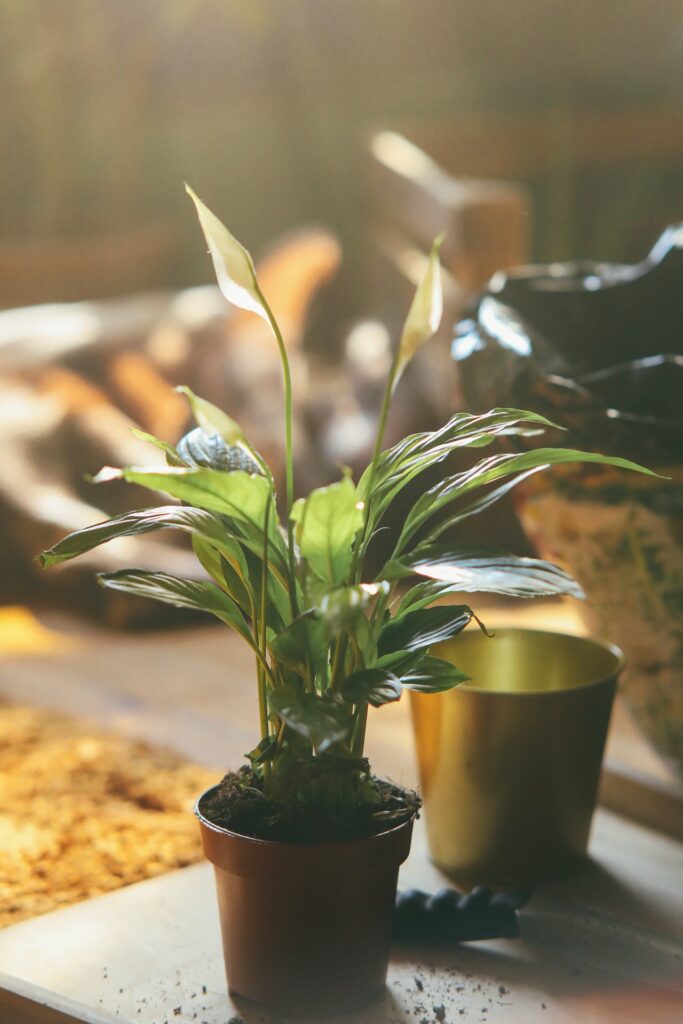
258,500,272,785
255,282,299,619
351,342,401,584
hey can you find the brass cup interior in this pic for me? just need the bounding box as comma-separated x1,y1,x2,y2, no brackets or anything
410,627,623,885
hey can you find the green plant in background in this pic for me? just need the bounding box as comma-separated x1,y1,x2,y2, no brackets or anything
40,188,657,831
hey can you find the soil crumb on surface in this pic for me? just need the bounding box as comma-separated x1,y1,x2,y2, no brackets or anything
0,703,217,926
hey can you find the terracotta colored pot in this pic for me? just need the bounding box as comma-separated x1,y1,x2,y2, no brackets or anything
195,786,414,1016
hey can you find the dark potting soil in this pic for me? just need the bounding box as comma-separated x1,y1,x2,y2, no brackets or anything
200,766,420,843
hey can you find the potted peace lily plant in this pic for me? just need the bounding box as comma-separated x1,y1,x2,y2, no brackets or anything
40,189,655,1015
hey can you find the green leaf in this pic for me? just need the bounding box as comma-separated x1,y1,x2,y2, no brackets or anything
177,427,263,475
246,735,277,766
341,667,402,707
394,236,443,389
317,582,389,636
400,655,470,693
269,611,328,678
374,648,423,674
399,446,661,552
130,428,187,467
379,604,473,656
356,409,560,514
97,570,252,640
92,465,275,537
191,536,253,613
394,580,455,616
385,546,585,599
185,186,269,323
290,476,364,584
176,386,246,446
39,505,245,569
422,466,545,543
344,612,378,668
268,685,351,752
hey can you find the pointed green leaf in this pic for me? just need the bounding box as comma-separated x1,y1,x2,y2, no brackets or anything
39,505,243,569
269,611,328,678
290,476,364,584
130,428,187,467
186,186,269,322
191,536,253,613
394,580,456,617
97,570,252,640
385,546,585,599
176,427,264,476
374,649,423,678
246,735,278,766
341,667,402,707
176,386,246,445
399,446,661,550
92,465,275,536
379,604,473,656
400,655,470,693
317,582,389,636
356,409,560,516
268,685,351,752
393,236,443,389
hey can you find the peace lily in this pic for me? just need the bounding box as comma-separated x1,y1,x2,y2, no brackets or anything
40,190,657,821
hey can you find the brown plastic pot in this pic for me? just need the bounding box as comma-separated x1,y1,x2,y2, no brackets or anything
195,786,414,1016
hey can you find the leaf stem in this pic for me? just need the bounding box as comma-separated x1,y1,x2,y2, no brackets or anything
351,704,369,755
255,282,299,619
258,501,272,785
329,633,347,692
351,343,401,583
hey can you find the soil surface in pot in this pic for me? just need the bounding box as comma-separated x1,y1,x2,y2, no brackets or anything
201,765,420,843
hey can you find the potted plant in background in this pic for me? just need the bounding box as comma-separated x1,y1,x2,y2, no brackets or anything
40,188,655,1015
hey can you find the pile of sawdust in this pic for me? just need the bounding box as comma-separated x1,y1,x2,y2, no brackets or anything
0,704,218,927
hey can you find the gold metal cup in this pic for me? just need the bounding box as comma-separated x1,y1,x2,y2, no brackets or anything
410,628,623,884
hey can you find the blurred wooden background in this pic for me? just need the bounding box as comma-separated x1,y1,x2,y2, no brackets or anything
3,0,683,311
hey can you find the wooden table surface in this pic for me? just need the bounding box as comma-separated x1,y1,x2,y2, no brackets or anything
1,599,682,1023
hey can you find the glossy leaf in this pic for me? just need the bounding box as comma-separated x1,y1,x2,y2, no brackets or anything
177,385,246,445
97,570,251,640
191,536,253,614
39,505,245,569
317,582,389,636
243,544,292,630
177,427,263,475
357,409,561,517
394,237,443,389
246,735,278,766
268,685,351,752
423,466,545,543
385,546,585,599
399,446,661,551
374,648,423,675
341,667,402,707
185,186,268,322
290,476,364,584
400,655,470,693
92,465,275,537
394,580,458,617
379,604,473,656
130,428,187,467
269,611,328,678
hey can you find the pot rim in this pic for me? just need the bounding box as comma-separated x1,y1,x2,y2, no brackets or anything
194,784,417,851
437,626,624,698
